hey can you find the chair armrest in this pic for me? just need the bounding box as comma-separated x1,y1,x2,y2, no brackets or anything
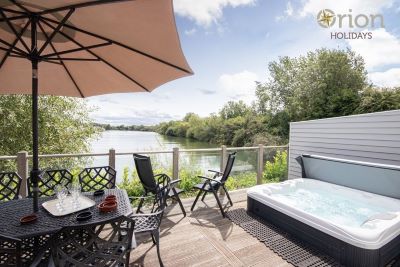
170,179,181,187
128,195,153,202
198,176,222,185
130,209,163,218
208,169,223,175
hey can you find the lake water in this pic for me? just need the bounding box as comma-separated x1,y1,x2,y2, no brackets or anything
90,131,260,181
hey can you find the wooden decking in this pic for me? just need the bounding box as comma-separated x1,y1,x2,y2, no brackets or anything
130,189,292,267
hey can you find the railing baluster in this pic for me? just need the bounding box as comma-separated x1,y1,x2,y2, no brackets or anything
172,147,179,179
257,144,264,185
109,148,116,169
17,151,28,197
220,145,227,172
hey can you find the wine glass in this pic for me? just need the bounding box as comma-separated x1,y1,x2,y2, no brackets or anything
55,185,67,211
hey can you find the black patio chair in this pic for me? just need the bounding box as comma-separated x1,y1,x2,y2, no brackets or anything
130,183,168,267
78,166,116,192
0,172,22,202
133,154,186,216
39,215,135,267
190,152,236,217
0,234,22,267
27,169,73,197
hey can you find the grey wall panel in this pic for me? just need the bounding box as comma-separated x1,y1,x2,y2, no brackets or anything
289,110,400,179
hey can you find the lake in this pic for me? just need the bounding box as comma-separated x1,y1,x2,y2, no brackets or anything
90,131,260,181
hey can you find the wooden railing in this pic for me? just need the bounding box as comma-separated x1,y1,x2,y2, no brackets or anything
1,144,289,197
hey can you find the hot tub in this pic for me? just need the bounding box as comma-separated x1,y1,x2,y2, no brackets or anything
247,155,400,267
247,179,400,249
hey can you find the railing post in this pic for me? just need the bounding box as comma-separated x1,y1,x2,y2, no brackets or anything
172,147,179,179
109,148,116,169
220,145,227,172
17,151,28,197
257,144,264,185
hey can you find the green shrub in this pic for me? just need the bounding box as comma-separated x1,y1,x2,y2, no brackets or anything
263,150,288,182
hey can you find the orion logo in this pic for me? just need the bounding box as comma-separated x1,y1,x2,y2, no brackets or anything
317,9,385,29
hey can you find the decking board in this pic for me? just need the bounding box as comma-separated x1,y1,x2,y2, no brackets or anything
130,189,292,267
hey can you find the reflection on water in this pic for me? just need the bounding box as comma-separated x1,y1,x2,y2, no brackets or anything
91,131,277,181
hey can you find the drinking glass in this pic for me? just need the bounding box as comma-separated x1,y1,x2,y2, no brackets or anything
55,185,67,211
70,183,81,208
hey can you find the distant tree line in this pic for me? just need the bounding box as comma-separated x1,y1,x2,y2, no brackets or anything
95,123,155,132
155,48,400,146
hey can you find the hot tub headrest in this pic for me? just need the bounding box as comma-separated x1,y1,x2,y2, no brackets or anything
297,154,400,199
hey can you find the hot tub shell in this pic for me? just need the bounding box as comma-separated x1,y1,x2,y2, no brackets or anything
247,155,400,267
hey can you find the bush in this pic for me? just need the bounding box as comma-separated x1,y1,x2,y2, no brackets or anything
263,150,288,182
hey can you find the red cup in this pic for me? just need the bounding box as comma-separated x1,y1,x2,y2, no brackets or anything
98,200,117,212
105,195,116,202
20,214,38,224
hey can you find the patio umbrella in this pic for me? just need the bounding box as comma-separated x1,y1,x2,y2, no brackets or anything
0,0,193,212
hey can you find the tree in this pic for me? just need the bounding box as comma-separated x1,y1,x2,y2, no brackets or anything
256,48,368,139
219,100,250,120
355,87,400,114
0,95,102,169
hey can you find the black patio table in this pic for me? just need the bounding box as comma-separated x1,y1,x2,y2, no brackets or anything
0,188,133,264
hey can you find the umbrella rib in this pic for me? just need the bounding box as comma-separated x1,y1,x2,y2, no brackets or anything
0,7,27,15
0,10,30,52
41,42,112,59
0,38,27,56
40,18,151,92
38,8,75,56
44,57,100,61
38,21,85,98
0,17,30,69
0,46,27,57
9,0,32,14
0,13,28,23
38,0,132,15
41,59,63,65
41,16,193,75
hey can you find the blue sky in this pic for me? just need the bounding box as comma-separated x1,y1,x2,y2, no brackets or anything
88,0,400,125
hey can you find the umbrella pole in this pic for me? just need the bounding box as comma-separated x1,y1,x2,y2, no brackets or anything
31,16,39,212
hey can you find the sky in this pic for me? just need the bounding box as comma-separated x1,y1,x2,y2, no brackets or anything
88,0,400,126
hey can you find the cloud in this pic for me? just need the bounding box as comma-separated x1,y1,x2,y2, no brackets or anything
276,1,294,22
184,28,197,36
369,68,400,87
199,88,217,95
92,109,177,125
173,0,256,27
347,28,400,70
299,0,395,17
218,70,258,102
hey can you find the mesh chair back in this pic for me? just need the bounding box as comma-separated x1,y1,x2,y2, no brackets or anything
50,215,134,267
0,172,22,202
133,184,168,233
133,154,157,193
78,166,116,192
0,234,21,267
28,169,73,197
221,152,236,183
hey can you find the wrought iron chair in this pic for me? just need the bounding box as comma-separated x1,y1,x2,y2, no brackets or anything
133,154,186,216
130,183,168,267
27,169,73,197
190,152,236,217
42,215,135,267
0,172,22,202
0,234,22,267
78,166,116,192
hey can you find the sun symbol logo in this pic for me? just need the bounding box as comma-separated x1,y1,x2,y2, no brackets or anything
317,9,336,28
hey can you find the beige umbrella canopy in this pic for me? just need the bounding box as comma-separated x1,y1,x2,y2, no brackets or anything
0,0,193,212
0,0,193,96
